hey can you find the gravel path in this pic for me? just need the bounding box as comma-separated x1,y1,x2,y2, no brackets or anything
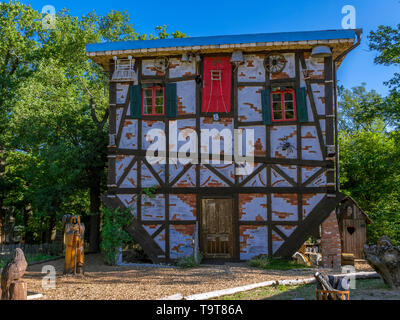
23,254,326,300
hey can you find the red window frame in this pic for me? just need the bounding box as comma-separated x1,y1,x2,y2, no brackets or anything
270,89,297,122
142,86,165,116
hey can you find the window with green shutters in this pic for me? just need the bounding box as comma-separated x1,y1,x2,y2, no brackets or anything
130,84,142,119
295,87,308,123
129,83,178,119
165,83,177,118
261,87,308,124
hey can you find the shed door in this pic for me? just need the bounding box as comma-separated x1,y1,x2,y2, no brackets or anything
201,198,234,258
342,219,366,259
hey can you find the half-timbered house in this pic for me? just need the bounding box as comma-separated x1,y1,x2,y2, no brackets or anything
87,29,362,268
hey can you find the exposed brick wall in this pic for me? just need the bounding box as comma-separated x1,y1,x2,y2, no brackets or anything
321,210,341,270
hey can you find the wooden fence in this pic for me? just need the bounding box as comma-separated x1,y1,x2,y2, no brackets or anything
0,243,64,260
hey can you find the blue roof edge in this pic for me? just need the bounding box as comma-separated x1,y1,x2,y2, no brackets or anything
86,29,358,53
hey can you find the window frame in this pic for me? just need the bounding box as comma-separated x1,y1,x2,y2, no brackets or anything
270,89,297,122
142,86,165,116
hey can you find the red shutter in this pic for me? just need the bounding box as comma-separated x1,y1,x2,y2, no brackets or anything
202,57,232,113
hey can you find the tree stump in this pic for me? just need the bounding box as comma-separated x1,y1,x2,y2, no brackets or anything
364,236,400,289
9,280,27,300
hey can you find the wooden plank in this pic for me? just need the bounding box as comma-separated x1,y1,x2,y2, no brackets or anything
274,192,346,258
299,53,327,160
112,186,330,195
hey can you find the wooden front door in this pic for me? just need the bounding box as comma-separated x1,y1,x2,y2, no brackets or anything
201,198,234,259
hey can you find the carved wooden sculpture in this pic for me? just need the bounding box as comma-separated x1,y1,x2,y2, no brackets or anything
63,215,85,275
1,248,28,300
364,236,400,289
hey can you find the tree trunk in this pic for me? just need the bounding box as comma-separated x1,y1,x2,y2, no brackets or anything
0,207,4,244
364,236,400,289
89,181,101,252
46,211,57,243
40,216,46,244
0,149,6,244
23,204,34,243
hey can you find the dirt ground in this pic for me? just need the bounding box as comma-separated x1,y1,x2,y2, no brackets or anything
22,254,375,300
23,254,320,300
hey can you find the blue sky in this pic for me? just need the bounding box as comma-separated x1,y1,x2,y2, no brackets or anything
23,0,400,96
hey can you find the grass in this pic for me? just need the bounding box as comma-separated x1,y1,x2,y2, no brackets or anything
215,279,396,300
175,253,203,269
247,256,311,271
0,253,58,269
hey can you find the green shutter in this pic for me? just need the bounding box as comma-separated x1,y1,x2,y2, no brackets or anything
165,83,177,118
296,87,308,123
261,89,272,125
130,84,142,119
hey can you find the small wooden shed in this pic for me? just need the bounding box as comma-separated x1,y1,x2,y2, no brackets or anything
337,197,372,259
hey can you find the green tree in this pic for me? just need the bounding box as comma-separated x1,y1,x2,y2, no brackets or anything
369,24,400,129
339,84,400,245
339,127,400,244
5,1,185,250
338,84,387,132
0,0,46,242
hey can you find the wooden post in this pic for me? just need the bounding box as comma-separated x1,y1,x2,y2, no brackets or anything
194,222,199,263
9,281,27,300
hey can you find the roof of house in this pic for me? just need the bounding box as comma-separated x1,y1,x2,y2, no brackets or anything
86,29,359,53
339,196,373,224
86,29,362,70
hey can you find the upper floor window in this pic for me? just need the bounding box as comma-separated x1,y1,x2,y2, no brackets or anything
271,89,297,122
142,86,165,116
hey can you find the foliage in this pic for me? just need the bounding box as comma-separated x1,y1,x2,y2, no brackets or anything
0,253,57,269
0,1,45,144
247,256,310,270
339,127,400,245
175,253,203,269
0,0,185,246
338,84,387,132
100,206,133,265
336,22,400,246
99,187,157,265
368,23,400,129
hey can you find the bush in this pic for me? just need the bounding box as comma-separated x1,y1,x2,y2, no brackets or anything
100,207,133,265
175,253,203,269
248,255,310,270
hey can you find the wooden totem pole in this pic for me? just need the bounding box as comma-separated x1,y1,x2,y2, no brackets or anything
63,215,85,275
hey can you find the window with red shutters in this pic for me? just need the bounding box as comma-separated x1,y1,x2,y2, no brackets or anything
142,86,165,116
202,57,232,113
271,89,297,122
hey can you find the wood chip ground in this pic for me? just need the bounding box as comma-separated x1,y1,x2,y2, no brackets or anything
22,254,373,300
